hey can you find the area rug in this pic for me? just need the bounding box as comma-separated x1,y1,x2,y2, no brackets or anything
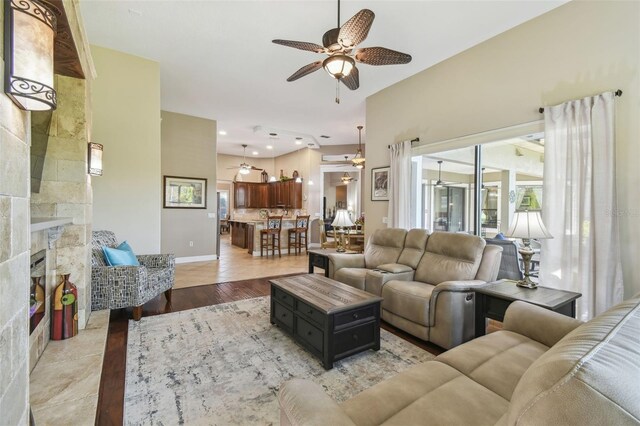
125,296,434,425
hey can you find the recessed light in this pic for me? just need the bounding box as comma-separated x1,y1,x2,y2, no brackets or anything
266,145,273,150
252,151,259,155
295,140,302,145
219,130,227,136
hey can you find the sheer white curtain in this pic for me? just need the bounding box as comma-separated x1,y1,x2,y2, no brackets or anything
540,92,623,320
387,140,412,228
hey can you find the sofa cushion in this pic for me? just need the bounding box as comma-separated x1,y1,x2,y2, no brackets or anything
414,232,485,284
341,361,508,426
334,268,368,290
382,280,434,326
376,263,413,274
396,228,429,269
436,330,548,401
506,295,640,425
364,228,407,269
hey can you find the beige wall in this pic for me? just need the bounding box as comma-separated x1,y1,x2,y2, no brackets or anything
161,111,217,258
365,0,640,297
91,46,161,254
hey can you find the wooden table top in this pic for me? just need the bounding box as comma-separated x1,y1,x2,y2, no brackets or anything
476,280,582,310
307,248,359,256
269,274,382,314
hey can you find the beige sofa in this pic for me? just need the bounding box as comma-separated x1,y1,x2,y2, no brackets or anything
329,229,503,349
279,294,640,425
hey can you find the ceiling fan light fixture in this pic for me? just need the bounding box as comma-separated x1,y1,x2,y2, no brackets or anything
323,54,355,79
239,166,251,175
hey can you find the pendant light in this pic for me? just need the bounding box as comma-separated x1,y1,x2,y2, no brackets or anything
239,144,251,175
352,125,365,169
434,160,444,187
341,155,353,183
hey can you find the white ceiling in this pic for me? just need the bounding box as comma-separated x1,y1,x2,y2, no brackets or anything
79,0,567,158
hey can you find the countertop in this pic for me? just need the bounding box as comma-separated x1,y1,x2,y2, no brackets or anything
228,218,299,223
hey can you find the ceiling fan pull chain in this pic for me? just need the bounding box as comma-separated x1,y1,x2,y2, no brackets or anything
335,80,340,104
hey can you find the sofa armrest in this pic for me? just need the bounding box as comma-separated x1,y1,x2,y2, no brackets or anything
503,301,583,347
137,253,175,269
279,379,356,426
365,269,414,296
327,253,365,279
432,279,487,294
377,263,413,274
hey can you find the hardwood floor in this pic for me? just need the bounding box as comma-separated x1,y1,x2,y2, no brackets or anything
95,275,443,425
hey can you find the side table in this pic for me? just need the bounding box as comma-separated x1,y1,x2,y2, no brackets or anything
308,248,358,277
475,280,581,337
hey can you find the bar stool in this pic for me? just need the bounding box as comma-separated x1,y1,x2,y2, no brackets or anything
288,215,310,255
260,216,283,257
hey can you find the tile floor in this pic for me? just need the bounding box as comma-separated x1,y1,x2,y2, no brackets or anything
29,234,312,424
174,234,310,288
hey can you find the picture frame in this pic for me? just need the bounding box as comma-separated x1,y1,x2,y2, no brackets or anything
371,167,390,201
163,176,207,209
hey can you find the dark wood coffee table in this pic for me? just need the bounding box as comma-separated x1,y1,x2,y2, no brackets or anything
270,274,382,369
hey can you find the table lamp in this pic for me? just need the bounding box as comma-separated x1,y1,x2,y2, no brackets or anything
331,210,354,252
505,210,553,289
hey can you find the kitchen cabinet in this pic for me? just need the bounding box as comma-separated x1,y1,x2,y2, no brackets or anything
234,180,302,209
234,182,249,208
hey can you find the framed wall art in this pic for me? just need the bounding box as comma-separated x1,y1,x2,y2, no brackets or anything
371,167,390,201
163,176,207,209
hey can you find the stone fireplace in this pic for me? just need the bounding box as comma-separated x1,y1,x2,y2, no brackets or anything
29,74,93,369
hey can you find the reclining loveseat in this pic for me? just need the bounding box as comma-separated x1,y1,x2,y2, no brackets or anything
328,228,502,349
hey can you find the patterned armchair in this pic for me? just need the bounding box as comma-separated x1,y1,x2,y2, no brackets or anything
91,231,175,320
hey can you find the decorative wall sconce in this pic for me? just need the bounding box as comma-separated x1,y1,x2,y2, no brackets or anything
88,143,103,176
4,0,57,111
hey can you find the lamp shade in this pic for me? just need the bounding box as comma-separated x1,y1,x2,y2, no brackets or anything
506,210,553,240
332,210,354,228
323,54,355,80
4,0,57,111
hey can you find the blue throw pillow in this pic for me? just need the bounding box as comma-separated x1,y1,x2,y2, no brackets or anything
102,244,140,266
494,232,506,240
117,240,135,254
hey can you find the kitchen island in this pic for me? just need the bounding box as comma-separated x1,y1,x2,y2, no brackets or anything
228,218,303,256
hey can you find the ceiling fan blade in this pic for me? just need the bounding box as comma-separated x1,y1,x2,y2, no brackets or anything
340,66,359,90
250,166,264,171
338,9,375,48
287,61,323,82
272,39,326,53
354,47,412,66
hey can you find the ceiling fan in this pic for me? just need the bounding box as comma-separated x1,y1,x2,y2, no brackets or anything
227,144,263,175
273,0,412,102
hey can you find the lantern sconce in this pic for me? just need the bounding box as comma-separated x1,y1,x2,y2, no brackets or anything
4,0,57,111
88,143,103,176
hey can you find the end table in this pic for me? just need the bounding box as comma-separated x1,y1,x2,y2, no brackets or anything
475,280,581,337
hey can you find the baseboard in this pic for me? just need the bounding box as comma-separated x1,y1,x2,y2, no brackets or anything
175,255,218,264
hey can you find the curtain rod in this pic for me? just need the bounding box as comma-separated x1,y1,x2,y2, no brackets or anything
538,89,622,113
387,138,420,149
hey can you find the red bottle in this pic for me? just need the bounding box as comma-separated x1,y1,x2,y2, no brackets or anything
51,274,78,340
